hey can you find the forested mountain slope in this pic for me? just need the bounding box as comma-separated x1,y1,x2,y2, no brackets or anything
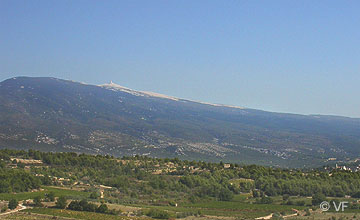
0,77,359,167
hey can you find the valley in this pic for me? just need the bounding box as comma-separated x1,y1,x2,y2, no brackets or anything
1,150,360,219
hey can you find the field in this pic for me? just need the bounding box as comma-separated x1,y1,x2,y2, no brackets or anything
17,208,149,220
2,212,74,220
0,186,90,201
2,189,360,220
129,200,303,219
1,194,304,220
182,201,301,218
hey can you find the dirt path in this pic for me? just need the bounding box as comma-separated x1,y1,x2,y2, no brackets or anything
255,213,273,220
283,209,300,218
181,215,236,220
0,204,28,217
255,208,300,219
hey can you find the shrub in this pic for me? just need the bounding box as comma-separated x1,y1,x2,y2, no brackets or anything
1,206,8,213
33,196,43,207
271,213,284,220
46,191,55,202
218,188,234,201
296,200,305,206
256,196,273,204
68,200,83,211
90,191,99,199
176,211,200,218
145,208,170,219
68,199,111,214
282,194,290,201
55,196,67,209
312,192,326,206
96,203,108,213
352,191,360,198
8,199,18,210
286,200,294,205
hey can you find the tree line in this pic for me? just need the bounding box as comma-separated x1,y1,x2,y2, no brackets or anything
1,149,360,203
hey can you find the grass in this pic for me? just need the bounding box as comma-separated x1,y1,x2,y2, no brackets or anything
183,200,303,210
25,208,149,220
133,200,304,219
0,186,90,201
232,193,252,202
187,201,302,213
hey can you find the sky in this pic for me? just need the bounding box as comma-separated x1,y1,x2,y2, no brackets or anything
1,1,360,118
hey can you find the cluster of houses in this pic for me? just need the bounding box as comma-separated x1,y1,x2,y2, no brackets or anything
326,163,360,172
324,158,360,172
335,164,353,171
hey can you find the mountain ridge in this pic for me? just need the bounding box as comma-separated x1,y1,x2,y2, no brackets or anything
3,76,359,119
0,76,359,168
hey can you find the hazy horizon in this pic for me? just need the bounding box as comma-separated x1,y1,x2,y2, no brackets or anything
1,1,360,118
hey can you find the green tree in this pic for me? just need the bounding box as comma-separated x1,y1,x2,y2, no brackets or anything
8,199,18,210
0,160,5,168
68,200,82,211
17,162,25,168
296,200,306,206
260,196,274,204
55,196,67,209
282,194,290,201
46,191,55,202
252,190,259,198
312,192,326,206
218,188,234,201
33,196,43,207
1,206,7,213
90,191,99,199
353,191,360,198
96,203,108,213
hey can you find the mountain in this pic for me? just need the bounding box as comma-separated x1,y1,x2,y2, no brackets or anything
0,76,359,167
